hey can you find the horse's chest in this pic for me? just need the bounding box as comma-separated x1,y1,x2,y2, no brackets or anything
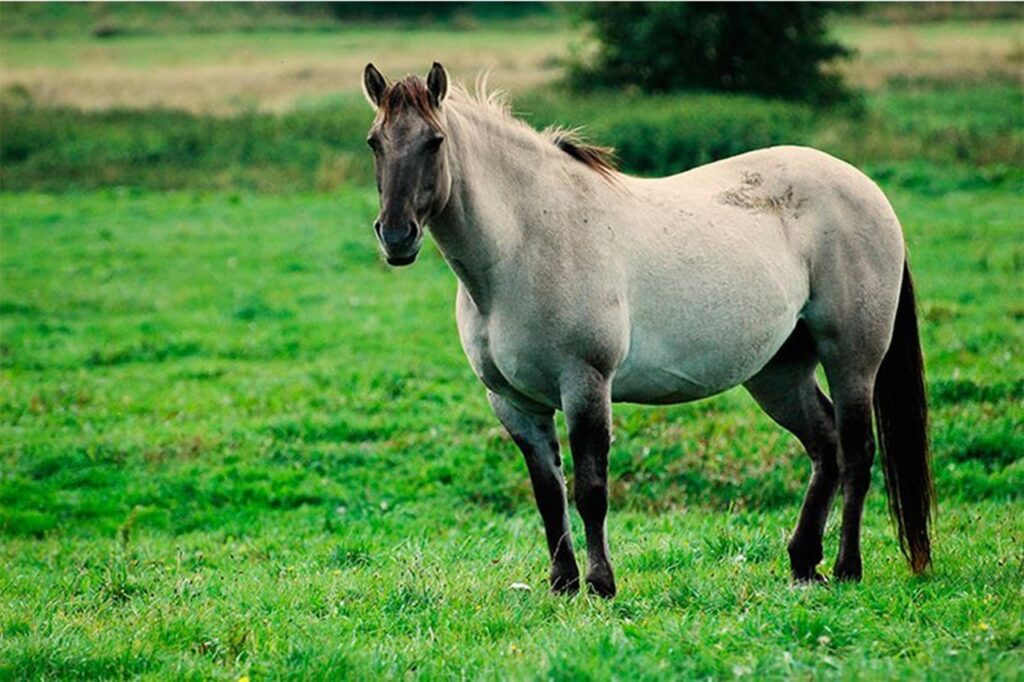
455,290,562,409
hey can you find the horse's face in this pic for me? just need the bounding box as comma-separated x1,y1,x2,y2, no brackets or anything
363,62,451,267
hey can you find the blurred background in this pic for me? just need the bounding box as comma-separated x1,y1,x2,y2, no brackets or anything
1,1,1021,192
1,4,1022,678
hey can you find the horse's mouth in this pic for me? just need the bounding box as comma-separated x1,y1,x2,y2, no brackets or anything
386,253,418,267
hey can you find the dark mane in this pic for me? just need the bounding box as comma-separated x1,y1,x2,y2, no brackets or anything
545,128,618,179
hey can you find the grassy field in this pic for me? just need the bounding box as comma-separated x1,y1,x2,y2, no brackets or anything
1,181,1021,679
1,5,1023,680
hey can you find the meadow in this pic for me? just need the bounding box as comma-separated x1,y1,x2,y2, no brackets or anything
1,5,1022,680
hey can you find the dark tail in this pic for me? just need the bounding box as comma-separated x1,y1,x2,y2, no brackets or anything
873,260,934,573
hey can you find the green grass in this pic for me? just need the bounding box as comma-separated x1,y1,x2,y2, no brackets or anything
1,6,1022,679
1,180,1021,679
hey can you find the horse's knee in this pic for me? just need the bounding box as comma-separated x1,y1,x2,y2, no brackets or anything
837,448,872,507
804,429,839,479
574,478,608,520
568,410,610,456
814,452,840,482
564,378,612,522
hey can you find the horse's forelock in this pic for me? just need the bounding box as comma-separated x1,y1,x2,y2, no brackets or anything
379,77,442,130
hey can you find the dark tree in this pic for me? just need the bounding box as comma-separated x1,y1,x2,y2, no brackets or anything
570,2,854,103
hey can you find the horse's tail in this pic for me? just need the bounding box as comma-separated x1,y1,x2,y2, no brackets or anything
873,260,934,573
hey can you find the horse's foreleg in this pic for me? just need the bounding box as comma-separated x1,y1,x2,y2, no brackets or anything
562,369,616,598
488,391,580,594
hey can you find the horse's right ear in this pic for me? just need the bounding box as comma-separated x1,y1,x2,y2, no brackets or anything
426,62,449,107
363,63,387,109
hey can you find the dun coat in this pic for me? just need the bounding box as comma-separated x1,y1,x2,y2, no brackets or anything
362,62,934,597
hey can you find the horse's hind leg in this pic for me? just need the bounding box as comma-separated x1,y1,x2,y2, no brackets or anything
817,360,879,582
488,391,581,594
812,326,890,582
744,322,839,583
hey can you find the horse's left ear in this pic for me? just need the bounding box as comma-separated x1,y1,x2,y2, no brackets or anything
427,62,448,107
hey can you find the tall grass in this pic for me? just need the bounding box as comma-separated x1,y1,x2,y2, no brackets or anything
2,82,1020,193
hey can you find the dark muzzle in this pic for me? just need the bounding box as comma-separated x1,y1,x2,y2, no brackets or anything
375,218,422,266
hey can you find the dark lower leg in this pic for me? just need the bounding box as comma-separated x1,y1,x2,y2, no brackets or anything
747,374,840,583
789,457,839,581
574,471,613,597
833,469,870,580
566,384,616,598
522,452,579,592
791,390,840,580
833,407,875,582
489,392,579,593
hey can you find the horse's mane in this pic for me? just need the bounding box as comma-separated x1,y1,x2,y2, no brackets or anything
380,74,618,179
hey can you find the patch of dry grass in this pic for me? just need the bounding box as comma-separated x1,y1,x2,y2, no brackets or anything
2,18,1019,113
0,29,567,113
833,18,1024,89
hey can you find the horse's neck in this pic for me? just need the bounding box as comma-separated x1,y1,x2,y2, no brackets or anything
429,106,567,313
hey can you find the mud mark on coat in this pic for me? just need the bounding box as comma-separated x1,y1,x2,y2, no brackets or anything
718,171,807,218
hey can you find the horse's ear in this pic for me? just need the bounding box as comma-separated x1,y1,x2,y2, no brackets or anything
427,62,448,107
363,63,387,109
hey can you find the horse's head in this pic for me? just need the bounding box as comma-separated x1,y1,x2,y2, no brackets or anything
363,62,451,266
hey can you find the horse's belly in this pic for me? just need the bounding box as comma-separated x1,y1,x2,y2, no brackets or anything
612,317,795,403
611,363,718,404
611,211,809,404
612,281,802,404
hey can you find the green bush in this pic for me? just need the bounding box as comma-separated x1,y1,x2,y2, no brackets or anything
569,2,854,103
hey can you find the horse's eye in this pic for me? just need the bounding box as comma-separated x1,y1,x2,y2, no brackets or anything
425,136,444,153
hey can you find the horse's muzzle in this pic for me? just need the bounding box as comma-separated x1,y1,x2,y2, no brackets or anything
375,219,422,267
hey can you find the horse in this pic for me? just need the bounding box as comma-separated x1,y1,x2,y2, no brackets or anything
361,62,934,598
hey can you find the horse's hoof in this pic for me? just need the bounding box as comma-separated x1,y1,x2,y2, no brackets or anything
791,561,828,585
585,571,617,599
550,567,581,595
832,560,863,582
791,571,828,586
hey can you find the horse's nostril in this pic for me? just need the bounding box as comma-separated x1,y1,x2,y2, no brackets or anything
377,218,419,251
